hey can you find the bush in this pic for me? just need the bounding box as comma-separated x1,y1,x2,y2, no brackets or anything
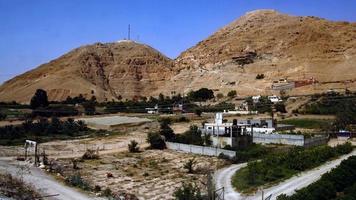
101,188,113,197
184,158,196,173
256,74,265,79
227,90,237,98
216,93,224,99
128,140,140,153
194,109,202,117
65,173,91,190
147,132,166,149
82,149,99,160
0,112,6,121
174,125,203,145
173,182,203,200
0,173,40,199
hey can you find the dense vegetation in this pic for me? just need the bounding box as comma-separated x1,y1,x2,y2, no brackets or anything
0,117,103,145
301,93,356,115
232,143,353,193
187,88,214,102
104,93,198,113
277,155,356,200
280,118,332,129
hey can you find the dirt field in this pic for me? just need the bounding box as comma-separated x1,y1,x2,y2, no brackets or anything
57,149,228,200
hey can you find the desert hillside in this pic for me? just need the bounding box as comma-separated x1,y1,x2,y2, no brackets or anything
0,41,174,103
168,9,356,96
1,10,356,103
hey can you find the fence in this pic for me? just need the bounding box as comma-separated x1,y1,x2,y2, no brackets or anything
166,142,236,158
253,133,328,147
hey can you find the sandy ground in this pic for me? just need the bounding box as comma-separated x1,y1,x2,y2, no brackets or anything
57,150,228,200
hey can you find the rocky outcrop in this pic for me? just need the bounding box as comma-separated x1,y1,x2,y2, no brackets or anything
0,41,174,103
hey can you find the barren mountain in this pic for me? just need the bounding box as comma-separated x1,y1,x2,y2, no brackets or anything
0,41,174,103
1,10,356,103
168,9,356,96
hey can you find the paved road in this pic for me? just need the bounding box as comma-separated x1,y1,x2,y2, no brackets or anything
0,158,102,200
215,150,356,200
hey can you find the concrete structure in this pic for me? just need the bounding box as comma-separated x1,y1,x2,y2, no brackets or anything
201,113,295,148
166,142,236,158
253,133,329,147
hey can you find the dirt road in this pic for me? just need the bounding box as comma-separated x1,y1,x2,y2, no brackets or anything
0,157,102,200
215,150,356,200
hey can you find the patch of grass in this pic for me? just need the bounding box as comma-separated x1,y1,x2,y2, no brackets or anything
280,118,331,129
232,165,295,194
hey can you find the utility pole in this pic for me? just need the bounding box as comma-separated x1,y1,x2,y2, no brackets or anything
128,24,131,40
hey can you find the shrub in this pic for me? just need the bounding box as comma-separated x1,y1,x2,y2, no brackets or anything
175,125,204,145
194,109,202,117
101,188,113,197
82,149,99,160
65,173,91,190
147,132,166,149
128,140,140,153
227,90,237,98
0,112,6,121
216,93,224,99
184,158,196,173
0,173,40,199
256,74,265,79
173,182,203,200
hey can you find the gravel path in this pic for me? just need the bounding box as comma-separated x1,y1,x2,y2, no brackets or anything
215,150,356,200
0,158,103,200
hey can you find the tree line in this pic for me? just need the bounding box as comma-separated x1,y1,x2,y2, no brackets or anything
0,117,89,145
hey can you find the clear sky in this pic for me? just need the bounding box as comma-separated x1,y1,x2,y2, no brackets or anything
1,0,356,83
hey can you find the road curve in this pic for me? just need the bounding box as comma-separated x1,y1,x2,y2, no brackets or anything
0,157,102,200
215,150,356,200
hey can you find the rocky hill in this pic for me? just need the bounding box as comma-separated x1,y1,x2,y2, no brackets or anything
1,10,356,103
169,9,356,96
0,40,174,103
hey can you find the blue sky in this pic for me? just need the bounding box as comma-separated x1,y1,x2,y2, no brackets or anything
1,0,356,83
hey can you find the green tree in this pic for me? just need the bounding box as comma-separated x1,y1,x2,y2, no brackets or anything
187,88,214,102
147,132,166,149
159,119,175,141
173,182,202,200
30,89,49,109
